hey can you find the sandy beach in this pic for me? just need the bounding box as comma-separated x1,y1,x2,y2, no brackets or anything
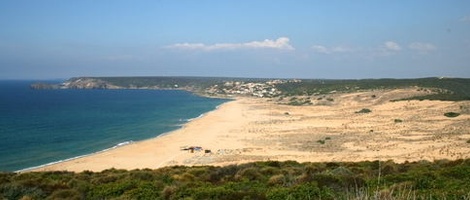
33,89,470,172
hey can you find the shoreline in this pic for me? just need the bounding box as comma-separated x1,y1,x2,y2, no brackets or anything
30,89,470,172
18,96,232,173
16,140,136,173
28,98,242,172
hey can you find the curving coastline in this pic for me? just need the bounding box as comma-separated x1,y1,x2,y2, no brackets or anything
31,89,470,172
17,140,136,173
30,98,240,172
18,100,227,172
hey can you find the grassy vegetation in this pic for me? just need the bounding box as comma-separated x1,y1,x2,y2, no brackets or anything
1,159,469,199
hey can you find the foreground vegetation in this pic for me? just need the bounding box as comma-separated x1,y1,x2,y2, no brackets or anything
1,159,469,199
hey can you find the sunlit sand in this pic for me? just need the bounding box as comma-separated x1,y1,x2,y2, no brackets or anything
34,88,470,172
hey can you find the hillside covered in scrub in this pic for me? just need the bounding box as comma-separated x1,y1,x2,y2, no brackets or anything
1,159,470,199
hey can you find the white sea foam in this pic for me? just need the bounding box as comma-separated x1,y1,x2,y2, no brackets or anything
187,113,205,122
114,140,134,148
17,154,90,173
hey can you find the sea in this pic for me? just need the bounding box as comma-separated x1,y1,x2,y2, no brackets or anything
0,80,229,172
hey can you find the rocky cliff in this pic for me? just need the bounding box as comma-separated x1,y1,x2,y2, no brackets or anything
61,78,123,89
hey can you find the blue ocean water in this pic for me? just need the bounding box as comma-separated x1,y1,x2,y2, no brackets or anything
0,80,228,172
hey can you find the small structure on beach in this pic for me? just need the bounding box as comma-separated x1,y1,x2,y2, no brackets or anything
181,146,203,153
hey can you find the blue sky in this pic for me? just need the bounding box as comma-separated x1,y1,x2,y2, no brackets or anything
1,1,469,79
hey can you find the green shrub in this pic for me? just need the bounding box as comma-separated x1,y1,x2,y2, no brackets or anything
287,98,312,106
394,119,403,123
266,187,291,200
88,179,137,198
0,184,45,200
234,167,262,181
312,174,343,190
355,108,372,114
267,174,285,186
444,112,460,118
191,186,236,200
161,185,177,199
266,183,328,200
123,183,160,199
49,189,81,200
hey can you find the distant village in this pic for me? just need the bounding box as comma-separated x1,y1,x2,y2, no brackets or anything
205,79,301,98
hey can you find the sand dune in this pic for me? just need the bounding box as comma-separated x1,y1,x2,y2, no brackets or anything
33,88,470,172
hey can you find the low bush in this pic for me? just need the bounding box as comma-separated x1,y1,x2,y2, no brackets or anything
444,112,460,118
355,108,372,114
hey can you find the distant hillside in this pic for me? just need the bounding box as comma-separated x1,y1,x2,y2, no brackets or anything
276,77,470,101
32,76,273,90
31,77,470,101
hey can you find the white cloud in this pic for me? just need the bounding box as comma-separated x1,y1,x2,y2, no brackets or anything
408,42,437,53
165,37,294,51
167,43,206,50
311,45,353,54
383,41,401,51
311,45,330,54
